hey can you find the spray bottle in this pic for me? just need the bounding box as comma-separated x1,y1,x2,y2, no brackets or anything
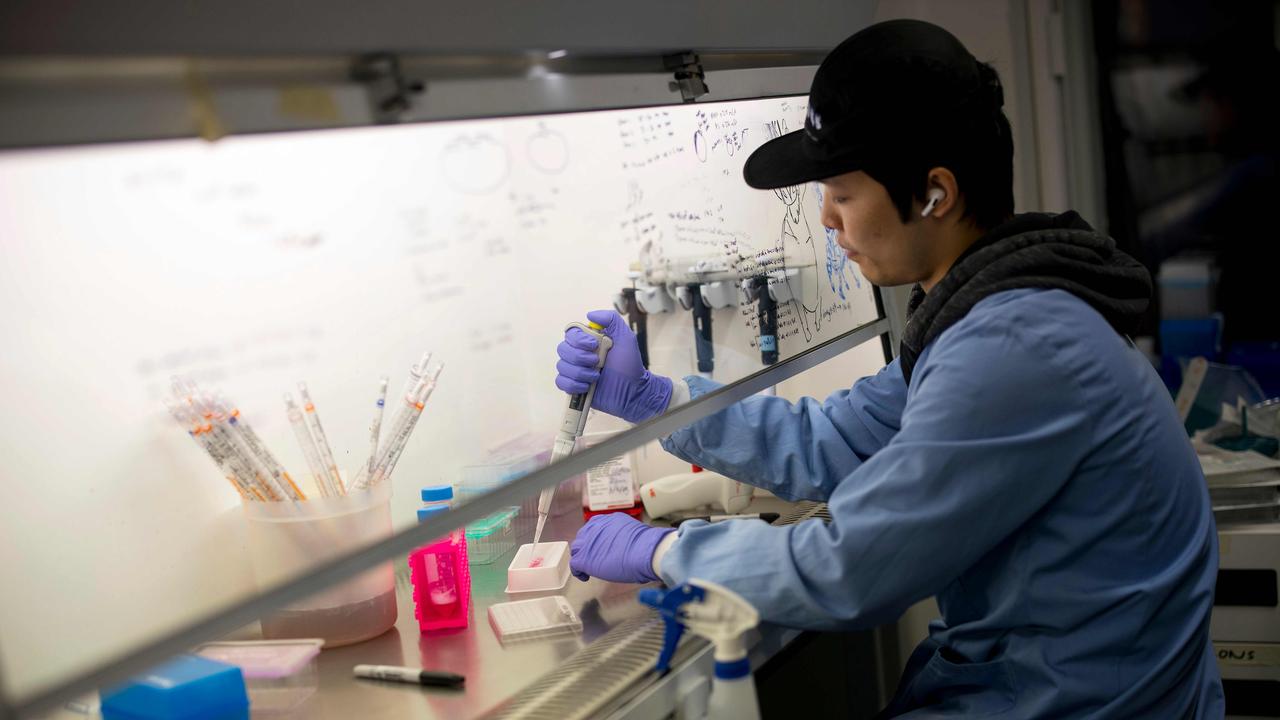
638,579,761,720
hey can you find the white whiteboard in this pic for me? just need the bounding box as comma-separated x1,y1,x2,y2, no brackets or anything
0,95,879,699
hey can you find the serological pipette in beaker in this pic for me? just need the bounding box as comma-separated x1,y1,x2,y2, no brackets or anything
201,415,269,501
378,362,443,485
396,351,433,409
367,377,389,477
198,394,283,501
285,392,335,498
214,393,306,501
297,382,345,496
167,400,253,501
350,376,426,492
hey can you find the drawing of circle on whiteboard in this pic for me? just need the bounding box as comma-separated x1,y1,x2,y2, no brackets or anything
526,122,569,174
441,134,510,194
693,129,708,163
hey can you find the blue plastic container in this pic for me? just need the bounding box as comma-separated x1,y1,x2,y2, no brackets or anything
101,655,249,720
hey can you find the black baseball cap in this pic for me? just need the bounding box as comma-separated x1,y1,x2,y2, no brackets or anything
743,19,999,189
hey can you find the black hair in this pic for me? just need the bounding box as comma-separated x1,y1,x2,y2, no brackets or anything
861,61,1015,231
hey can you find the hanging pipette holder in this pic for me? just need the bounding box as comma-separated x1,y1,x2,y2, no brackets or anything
241,482,397,648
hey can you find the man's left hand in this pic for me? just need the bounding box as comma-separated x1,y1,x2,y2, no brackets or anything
569,513,674,583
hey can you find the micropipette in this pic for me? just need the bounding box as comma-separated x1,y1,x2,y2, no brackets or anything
298,382,345,495
751,275,779,366
534,321,613,547
615,283,649,368
689,283,714,375
285,392,335,498
367,377,389,476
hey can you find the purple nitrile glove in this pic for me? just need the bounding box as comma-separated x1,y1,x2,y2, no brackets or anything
570,513,674,584
555,309,673,424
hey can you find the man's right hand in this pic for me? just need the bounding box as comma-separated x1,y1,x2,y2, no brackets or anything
555,309,673,424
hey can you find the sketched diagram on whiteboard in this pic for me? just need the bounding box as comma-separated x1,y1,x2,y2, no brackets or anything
775,182,820,342
813,183,861,300
763,115,821,342
440,134,510,194
526,122,569,174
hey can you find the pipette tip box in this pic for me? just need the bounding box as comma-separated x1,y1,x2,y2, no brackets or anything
488,595,583,644
193,639,322,714
101,654,249,720
506,542,571,593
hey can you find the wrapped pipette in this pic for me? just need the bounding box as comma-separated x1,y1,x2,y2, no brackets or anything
167,359,444,504
285,392,336,498
297,382,345,496
212,392,306,501
172,377,282,501
350,361,443,492
166,400,256,501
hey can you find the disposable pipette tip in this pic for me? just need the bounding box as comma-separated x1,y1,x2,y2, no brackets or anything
533,514,548,547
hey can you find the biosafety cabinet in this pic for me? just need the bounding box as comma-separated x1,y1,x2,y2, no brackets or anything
0,2,1102,718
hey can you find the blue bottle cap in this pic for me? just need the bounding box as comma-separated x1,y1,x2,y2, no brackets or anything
417,505,449,522
421,485,454,502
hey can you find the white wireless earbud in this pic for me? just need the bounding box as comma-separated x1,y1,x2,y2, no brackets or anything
920,189,945,217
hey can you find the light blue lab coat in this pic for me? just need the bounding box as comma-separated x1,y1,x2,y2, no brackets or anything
659,288,1224,718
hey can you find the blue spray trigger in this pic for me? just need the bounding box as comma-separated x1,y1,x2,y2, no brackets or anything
637,584,707,674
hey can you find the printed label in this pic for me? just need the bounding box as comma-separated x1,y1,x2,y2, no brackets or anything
586,454,636,511
760,335,777,352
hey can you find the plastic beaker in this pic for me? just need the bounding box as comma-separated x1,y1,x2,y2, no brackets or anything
241,482,397,648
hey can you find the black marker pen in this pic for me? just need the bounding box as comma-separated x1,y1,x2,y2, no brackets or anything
354,664,465,688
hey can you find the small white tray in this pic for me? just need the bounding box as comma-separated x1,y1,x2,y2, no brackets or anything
505,542,571,593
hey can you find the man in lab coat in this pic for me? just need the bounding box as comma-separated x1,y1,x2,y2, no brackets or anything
556,20,1224,718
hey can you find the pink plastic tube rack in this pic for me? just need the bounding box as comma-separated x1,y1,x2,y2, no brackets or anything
408,530,471,632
